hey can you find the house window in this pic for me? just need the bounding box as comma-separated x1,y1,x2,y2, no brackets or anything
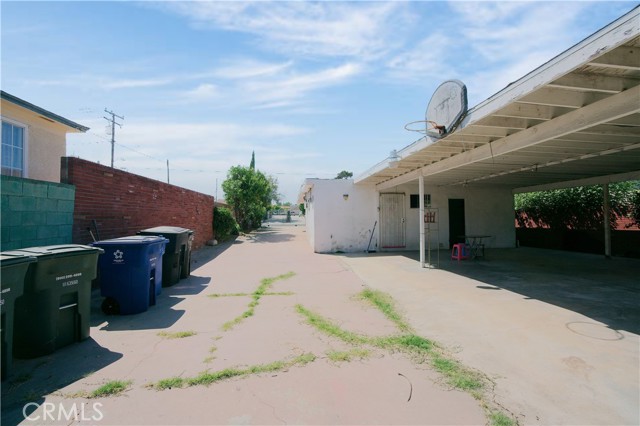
1,121,25,177
409,194,431,208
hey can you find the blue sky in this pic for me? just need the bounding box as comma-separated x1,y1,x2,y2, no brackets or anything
2,1,635,202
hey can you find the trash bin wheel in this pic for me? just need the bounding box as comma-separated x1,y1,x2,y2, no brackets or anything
101,297,120,315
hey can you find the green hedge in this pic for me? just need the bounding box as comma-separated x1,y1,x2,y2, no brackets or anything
213,207,239,241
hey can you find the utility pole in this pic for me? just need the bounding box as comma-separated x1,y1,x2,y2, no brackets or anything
167,159,170,184
104,108,124,168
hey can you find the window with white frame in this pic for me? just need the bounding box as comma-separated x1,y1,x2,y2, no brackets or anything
1,120,25,177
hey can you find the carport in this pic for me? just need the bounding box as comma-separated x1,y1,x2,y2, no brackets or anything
355,7,639,266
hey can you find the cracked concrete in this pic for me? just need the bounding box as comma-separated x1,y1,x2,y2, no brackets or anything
2,218,486,425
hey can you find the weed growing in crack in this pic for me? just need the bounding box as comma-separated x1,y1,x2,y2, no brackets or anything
209,291,294,298
89,380,132,398
359,288,412,332
221,272,296,331
296,298,514,426
326,348,371,362
295,304,369,345
157,330,197,339
152,353,316,390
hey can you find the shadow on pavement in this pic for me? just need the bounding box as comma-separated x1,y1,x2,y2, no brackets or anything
190,237,238,271
164,275,211,296
346,247,640,336
95,294,185,332
1,338,122,425
416,248,639,335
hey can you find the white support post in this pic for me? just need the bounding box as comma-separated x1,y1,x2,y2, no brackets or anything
419,172,425,268
603,184,612,259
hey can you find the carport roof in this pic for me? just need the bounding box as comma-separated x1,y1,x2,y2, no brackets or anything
355,6,640,193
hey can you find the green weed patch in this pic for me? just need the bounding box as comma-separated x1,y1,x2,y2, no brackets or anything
157,330,197,339
89,380,131,398
152,352,316,390
221,272,296,331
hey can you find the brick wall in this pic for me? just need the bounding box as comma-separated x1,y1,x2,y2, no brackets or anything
1,176,75,250
61,157,214,249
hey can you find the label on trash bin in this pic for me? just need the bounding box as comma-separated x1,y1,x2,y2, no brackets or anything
113,249,125,264
0,287,7,306
56,272,82,287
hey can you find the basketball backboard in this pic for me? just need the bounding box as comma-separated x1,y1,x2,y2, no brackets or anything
425,80,467,139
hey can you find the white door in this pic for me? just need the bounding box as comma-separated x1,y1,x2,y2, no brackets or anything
379,193,405,249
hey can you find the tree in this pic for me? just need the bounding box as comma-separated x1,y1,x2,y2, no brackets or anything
515,182,639,230
335,170,353,179
249,151,255,170
222,165,278,232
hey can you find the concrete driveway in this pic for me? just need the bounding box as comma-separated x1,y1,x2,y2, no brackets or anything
340,247,639,425
3,218,486,426
3,218,637,425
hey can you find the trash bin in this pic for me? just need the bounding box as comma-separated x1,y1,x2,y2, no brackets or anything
1,253,36,379
138,226,193,286
182,230,194,279
92,236,168,315
5,245,103,359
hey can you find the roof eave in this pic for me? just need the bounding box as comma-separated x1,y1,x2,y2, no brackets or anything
1,90,90,133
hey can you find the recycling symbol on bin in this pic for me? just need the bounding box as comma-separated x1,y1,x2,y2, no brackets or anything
113,250,124,261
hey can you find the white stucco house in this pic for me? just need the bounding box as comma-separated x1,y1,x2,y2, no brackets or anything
299,7,640,265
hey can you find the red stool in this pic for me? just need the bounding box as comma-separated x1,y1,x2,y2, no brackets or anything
451,243,469,261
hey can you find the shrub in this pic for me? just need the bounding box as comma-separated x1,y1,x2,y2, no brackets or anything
213,207,239,241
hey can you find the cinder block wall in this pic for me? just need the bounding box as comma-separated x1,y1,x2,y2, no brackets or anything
1,176,75,250
61,157,214,249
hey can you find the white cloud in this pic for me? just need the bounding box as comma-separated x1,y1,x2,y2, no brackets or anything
211,59,293,80
181,83,219,101
155,1,406,59
386,33,454,82
101,77,173,90
243,62,363,107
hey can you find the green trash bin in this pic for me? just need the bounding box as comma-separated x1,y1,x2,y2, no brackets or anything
138,226,193,286
7,245,103,359
1,253,36,380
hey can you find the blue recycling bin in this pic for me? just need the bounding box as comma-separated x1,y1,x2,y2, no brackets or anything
92,236,168,315
1,253,35,379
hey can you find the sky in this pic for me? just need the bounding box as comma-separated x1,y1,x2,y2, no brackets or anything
1,1,636,203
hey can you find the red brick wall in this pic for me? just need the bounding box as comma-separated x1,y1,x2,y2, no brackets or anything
61,157,214,249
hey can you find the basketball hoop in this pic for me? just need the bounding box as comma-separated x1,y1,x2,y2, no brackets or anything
404,80,468,140
404,120,447,136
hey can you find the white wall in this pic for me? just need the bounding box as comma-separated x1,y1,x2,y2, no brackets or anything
302,179,378,253
301,178,516,253
389,183,516,250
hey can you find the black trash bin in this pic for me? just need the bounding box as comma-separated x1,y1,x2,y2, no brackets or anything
181,230,194,279
1,253,36,380
138,227,193,286
6,245,103,359
91,236,167,315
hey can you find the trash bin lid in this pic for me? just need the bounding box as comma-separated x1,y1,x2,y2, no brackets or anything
140,226,190,235
0,252,37,267
2,245,103,259
92,235,168,245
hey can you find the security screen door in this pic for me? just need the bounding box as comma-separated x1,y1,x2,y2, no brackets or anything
379,193,406,249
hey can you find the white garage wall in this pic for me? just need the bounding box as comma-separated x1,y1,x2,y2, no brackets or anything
393,183,516,250
302,179,378,253
301,179,516,253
